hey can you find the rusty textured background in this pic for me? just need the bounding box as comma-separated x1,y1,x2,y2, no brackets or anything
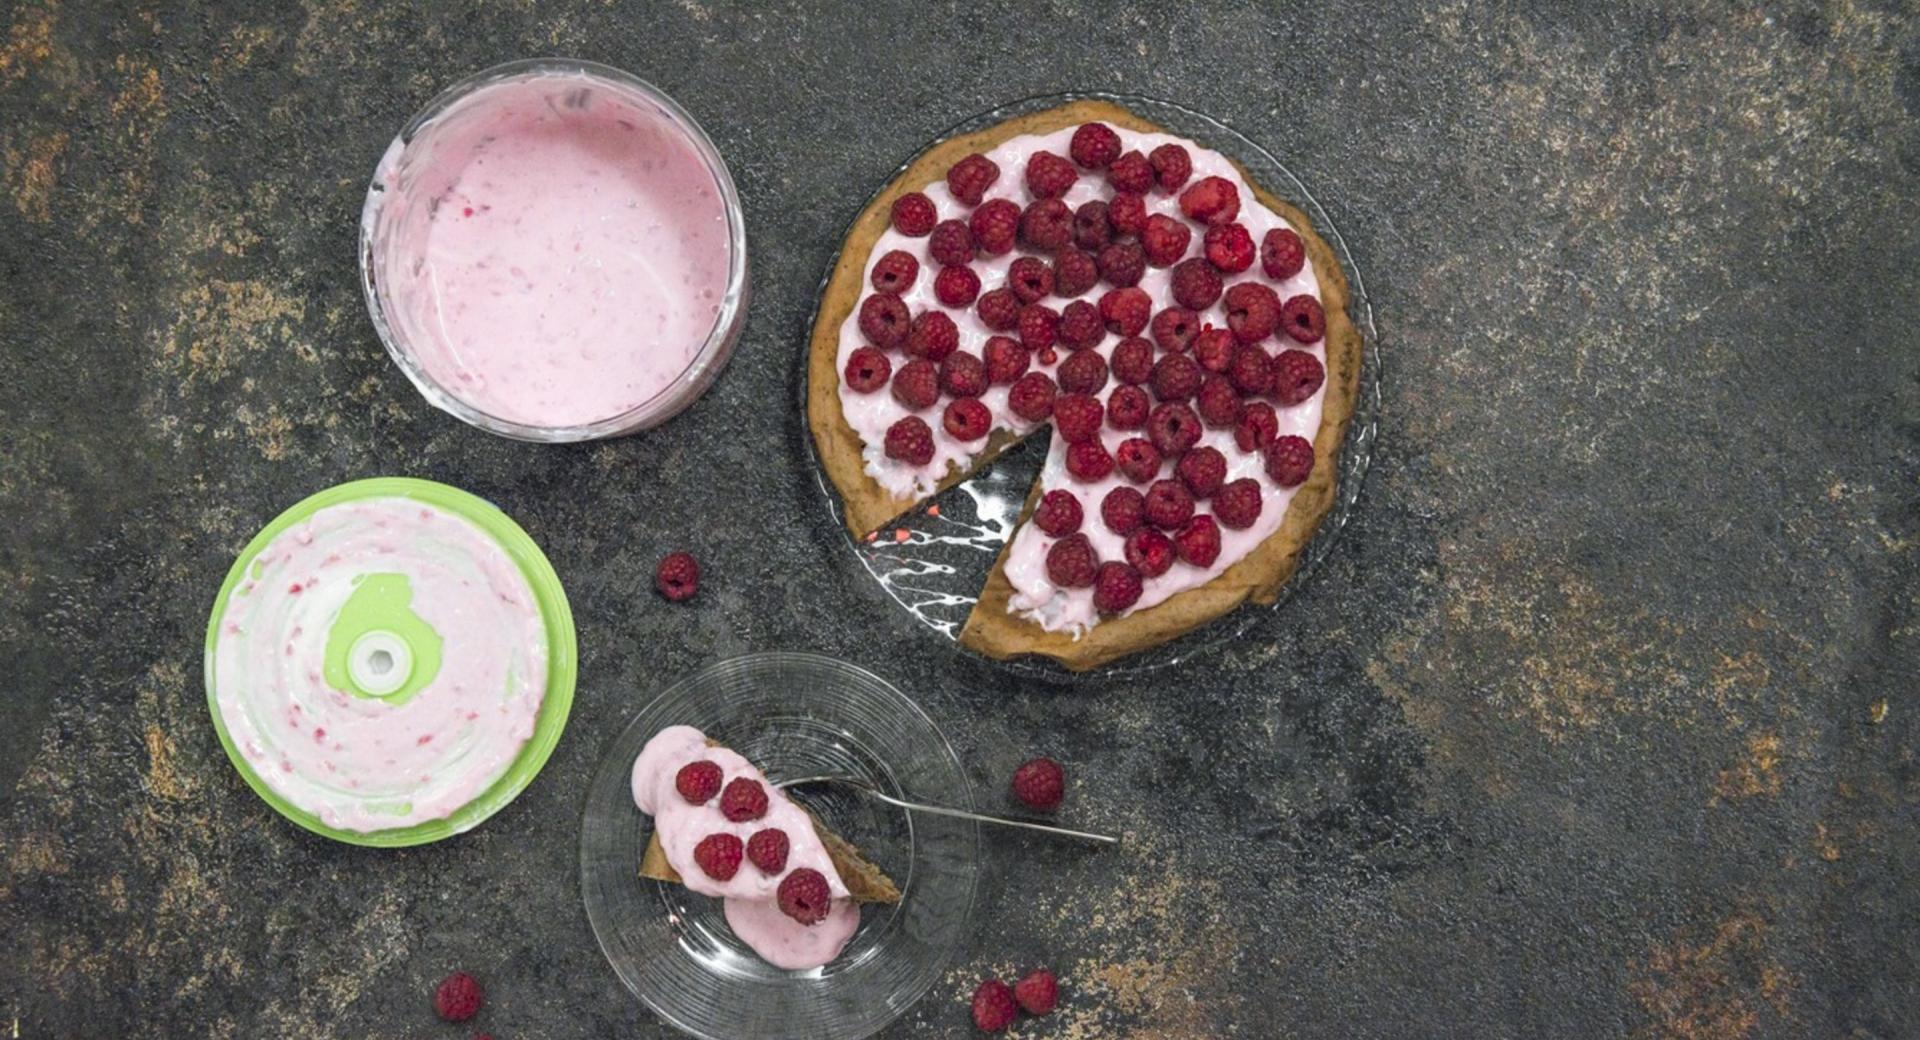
2,2,1916,1038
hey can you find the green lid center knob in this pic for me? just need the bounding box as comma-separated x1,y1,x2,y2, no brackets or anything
322,573,443,704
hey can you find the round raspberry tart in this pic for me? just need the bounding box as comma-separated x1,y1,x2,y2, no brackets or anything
807,100,1360,670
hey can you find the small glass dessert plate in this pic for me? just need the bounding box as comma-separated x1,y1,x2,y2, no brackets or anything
580,653,978,1040
360,58,749,441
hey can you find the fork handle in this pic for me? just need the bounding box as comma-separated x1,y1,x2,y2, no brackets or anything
861,788,1120,845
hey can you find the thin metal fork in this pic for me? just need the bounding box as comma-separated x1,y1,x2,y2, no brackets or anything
775,774,1119,845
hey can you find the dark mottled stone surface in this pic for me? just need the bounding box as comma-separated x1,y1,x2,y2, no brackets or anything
2,2,1916,1037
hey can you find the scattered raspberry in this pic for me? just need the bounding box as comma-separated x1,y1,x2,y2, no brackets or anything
944,398,992,441
1107,191,1146,236
1151,307,1199,353
1011,756,1066,810
1204,222,1256,273
1008,371,1057,421
1018,303,1059,353
1149,142,1193,192
1125,528,1175,577
656,552,700,602
693,832,744,880
1069,122,1122,169
1093,561,1144,613
1175,514,1222,567
906,310,960,361
934,265,981,307
1110,337,1155,385
1033,489,1084,536
1230,344,1274,396
1147,401,1202,456
1225,282,1280,343
1073,200,1112,251
970,198,1021,255
884,415,935,465
1058,349,1109,395
1014,969,1060,1016
1265,434,1315,486
1052,393,1105,443
947,153,1000,206
1107,384,1150,430
971,979,1019,1032
929,219,975,267
891,358,940,409
675,760,723,804
891,192,937,236
1019,198,1073,252
1066,439,1114,481
1007,257,1054,303
777,868,832,925
1196,374,1244,427
1096,240,1146,288
1107,149,1154,194
1270,348,1325,406
1262,227,1306,281
940,350,987,398
1057,301,1105,351
1151,352,1202,402
1192,327,1236,373
1100,486,1146,535
1044,535,1098,588
1213,478,1264,529
983,335,1031,384
1145,479,1195,529
1176,445,1228,498
720,777,768,822
1170,257,1223,310
870,249,919,294
843,346,892,394
1179,175,1240,225
1051,248,1099,298
858,293,911,348
1025,150,1078,199
434,972,484,1023
1235,402,1280,452
1098,288,1151,337
1281,294,1326,344
1141,214,1192,268
746,828,790,875
1115,436,1162,483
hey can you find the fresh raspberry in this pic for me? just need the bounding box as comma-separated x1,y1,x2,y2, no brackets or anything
870,249,919,294
1033,489,1083,536
1051,248,1099,298
1141,214,1192,267
1150,307,1199,353
1176,445,1228,498
675,760,723,804
434,972,484,1023
1107,191,1147,236
929,219,975,267
983,335,1031,384
1107,149,1154,194
1073,200,1112,251
1019,198,1073,252
1149,142,1193,192
1096,241,1146,287
1069,122,1122,169
1281,294,1326,344
1179,175,1240,225
1196,374,1244,427
746,828,790,875
1098,288,1151,336
1230,344,1274,395
777,868,832,925
977,287,1021,331
656,552,700,602
1052,393,1104,443
1100,486,1145,535
1093,561,1144,613
1145,479,1195,529
1262,227,1306,281
1225,282,1280,343
1011,756,1066,810
1265,434,1315,486
970,199,1021,255
1170,257,1223,310
1025,150,1078,199
891,192,937,236
1058,349,1109,395
1151,352,1202,402
720,777,769,822
947,153,1000,207
884,415,935,465
1044,535,1098,588
692,832,744,880
1148,401,1202,456
940,350,987,398
1213,478,1264,529
971,979,1019,1032
1107,384,1150,430
905,311,959,361
891,358,940,410
1066,439,1114,481
1235,402,1280,453
1175,514,1222,567
1008,371,1057,421
1125,528,1175,577
858,293,911,348
1057,300,1105,350
1192,327,1236,373
1018,303,1059,353
843,346,892,394
1204,222,1256,273
1114,436,1162,483
1007,257,1054,303
1271,349,1325,405
1110,336,1154,385
933,265,980,307
944,398,992,441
